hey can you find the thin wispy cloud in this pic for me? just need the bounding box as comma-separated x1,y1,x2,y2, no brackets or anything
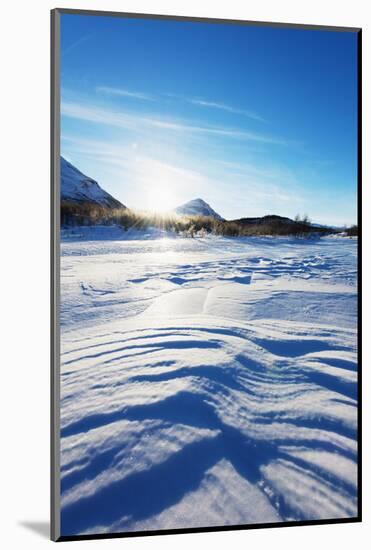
61,100,288,145
62,33,95,56
96,86,154,101
189,98,266,123
215,159,298,184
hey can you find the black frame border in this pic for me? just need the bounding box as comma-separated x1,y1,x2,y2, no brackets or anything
51,7,362,542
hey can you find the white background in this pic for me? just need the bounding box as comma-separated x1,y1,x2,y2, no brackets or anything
1,0,369,547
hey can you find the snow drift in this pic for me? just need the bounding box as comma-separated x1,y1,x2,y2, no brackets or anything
59,232,358,535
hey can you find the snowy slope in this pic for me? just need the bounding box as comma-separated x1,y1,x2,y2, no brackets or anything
59,233,358,536
174,198,223,219
61,157,124,208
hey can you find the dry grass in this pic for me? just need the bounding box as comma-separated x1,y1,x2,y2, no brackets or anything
61,201,330,237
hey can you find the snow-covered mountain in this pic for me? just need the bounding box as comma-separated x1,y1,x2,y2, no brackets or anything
174,198,223,220
61,157,124,209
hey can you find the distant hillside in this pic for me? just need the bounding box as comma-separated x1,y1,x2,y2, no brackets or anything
174,198,224,220
61,157,124,209
232,214,296,226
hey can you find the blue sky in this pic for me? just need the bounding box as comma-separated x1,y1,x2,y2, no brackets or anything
60,13,358,225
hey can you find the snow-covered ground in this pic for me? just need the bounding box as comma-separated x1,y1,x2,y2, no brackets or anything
59,228,358,536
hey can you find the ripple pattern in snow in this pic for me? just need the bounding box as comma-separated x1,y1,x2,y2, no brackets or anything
59,233,358,535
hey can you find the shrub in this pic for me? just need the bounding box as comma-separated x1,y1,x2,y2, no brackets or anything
61,202,328,238
345,225,358,237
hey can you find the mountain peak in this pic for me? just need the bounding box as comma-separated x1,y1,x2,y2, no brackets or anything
60,157,124,209
187,198,209,206
174,198,223,220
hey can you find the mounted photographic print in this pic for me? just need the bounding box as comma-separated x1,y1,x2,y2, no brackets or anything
51,8,361,541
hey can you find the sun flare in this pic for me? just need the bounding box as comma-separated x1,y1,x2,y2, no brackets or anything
141,159,182,214
146,186,177,214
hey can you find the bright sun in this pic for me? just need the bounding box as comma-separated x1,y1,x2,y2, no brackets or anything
147,185,177,213
142,159,181,214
